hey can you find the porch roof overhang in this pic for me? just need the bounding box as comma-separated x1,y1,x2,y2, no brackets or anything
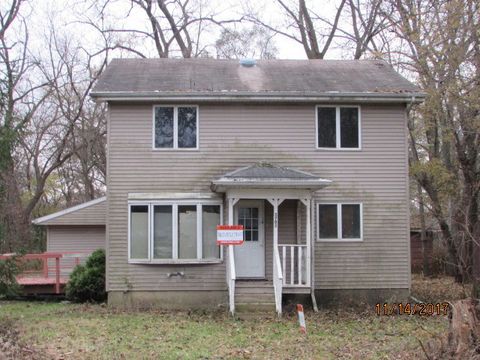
211,163,332,192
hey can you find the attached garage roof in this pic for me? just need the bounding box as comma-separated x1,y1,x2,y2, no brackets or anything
33,197,106,226
211,163,332,191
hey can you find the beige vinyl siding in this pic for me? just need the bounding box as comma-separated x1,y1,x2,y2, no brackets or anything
107,103,409,292
47,225,106,276
41,201,106,226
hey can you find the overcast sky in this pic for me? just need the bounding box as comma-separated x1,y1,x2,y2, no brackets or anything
18,0,345,61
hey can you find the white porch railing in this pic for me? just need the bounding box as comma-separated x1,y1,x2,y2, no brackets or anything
226,245,236,315
273,246,284,315
279,244,310,287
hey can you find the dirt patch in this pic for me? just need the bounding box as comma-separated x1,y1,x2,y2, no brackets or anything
0,318,44,360
411,274,471,303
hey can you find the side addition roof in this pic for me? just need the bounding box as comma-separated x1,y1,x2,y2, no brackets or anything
211,163,332,191
91,58,425,103
32,197,106,226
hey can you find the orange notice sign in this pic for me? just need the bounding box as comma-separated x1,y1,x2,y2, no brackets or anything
216,225,244,245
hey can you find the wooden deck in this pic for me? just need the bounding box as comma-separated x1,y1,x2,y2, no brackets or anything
1,252,89,295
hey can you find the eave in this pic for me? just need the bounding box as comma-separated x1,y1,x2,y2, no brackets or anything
90,91,426,104
211,177,332,192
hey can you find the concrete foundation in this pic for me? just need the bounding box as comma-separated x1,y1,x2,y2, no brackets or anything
108,288,409,311
314,288,410,308
108,290,228,310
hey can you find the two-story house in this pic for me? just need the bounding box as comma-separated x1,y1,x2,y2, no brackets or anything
36,58,424,314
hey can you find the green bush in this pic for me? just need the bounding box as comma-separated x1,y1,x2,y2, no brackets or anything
0,256,22,299
66,249,106,303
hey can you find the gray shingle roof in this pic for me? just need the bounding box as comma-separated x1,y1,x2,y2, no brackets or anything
223,163,318,179
211,163,332,191
91,58,423,100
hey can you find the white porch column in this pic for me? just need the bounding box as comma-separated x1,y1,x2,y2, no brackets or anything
267,198,284,250
305,199,311,287
273,199,279,249
300,197,312,287
228,198,234,225
227,197,239,268
226,197,239,316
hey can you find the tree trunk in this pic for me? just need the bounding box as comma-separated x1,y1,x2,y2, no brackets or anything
417,183,431,276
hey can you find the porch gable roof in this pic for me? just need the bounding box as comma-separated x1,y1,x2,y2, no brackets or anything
211,163,331,191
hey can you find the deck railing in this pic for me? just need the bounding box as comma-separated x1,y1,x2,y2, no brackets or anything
0,252,90,294
278,244,310,287
226,245,236,315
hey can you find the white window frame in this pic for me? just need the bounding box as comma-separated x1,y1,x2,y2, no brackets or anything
152,105,200,151
316,202,363,242
315,105,362,150
128,199,223,264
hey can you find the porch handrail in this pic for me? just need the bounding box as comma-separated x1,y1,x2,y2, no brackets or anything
226,245,236,315
278,244,310,287
273,246,283,315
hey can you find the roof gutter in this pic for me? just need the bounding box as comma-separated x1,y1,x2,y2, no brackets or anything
91,92,426,104
211,178,332,191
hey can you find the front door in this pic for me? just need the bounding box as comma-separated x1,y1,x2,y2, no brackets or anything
234,200,265,278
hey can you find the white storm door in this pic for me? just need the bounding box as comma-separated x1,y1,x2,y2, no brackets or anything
234,200,265,278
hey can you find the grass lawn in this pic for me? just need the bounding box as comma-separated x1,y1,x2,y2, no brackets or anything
0,299,448,360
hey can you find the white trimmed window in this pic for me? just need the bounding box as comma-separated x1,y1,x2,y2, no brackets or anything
153,105,198,149
129,201,222,263
316,106,360,149
317,203,363,241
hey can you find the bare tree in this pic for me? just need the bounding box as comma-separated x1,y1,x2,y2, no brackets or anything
215,26,278,59
0,3,110,251
0,0,50,251
90,0,243,58
247,0,385,59
385,0,480,291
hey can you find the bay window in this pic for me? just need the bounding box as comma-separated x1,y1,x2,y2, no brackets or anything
129,201,222,263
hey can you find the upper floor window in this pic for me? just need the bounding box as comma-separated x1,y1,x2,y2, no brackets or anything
129,200,222,263
316,106,360,149
154,106,198,149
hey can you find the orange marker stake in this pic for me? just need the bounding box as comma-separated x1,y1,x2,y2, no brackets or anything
297,304,306,334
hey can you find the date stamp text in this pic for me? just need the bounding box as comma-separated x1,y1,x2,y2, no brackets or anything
375,302,450,316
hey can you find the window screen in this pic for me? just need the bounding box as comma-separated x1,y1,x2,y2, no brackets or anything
178,205,197,259
153,205,173,259
178,107,197,148
154,107,174,148
318,204,338,239
340,108,359,148
130,205,149,259
202,205,221,259
317,107,336,148
342,204,361,238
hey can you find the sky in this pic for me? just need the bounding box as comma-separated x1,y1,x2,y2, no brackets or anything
18,0,345,62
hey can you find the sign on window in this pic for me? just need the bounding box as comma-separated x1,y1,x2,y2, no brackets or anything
216,225,244,245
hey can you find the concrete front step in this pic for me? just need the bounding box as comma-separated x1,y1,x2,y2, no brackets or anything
236,280,272,288
236,295,275,304
235,303,276,313
235,287,274,294
235,280,276,313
